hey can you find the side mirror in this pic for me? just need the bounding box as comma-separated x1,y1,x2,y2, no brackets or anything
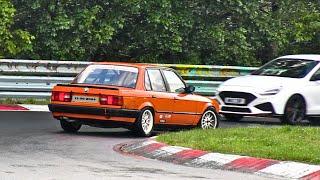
185,85,195,94
175,85,195,94
175,87,185,93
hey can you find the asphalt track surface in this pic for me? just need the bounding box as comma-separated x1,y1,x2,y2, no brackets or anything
0,112,283,179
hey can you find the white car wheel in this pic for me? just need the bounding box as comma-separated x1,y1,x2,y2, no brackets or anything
282,95,306,125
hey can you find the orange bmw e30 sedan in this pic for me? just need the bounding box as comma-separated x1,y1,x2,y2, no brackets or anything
48,62,220,136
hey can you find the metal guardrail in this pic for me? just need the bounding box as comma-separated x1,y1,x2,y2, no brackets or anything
0,59,258,98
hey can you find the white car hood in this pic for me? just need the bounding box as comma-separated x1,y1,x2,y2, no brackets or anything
219,75,300,93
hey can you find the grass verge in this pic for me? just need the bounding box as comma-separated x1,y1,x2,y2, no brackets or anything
157,126,320,164
0,98,50,105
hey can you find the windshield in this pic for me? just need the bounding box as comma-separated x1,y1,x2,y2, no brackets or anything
251,59,318,78
73,64,138,88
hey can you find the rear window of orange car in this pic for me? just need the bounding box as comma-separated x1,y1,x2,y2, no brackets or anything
73,65,138,88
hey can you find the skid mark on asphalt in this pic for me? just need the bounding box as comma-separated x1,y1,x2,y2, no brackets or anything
77,164,113,174
3,171,14,174
11,164,37,168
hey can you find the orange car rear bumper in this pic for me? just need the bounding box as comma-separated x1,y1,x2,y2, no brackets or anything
48,104,139,123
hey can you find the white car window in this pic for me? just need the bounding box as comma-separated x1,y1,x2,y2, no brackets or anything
311,68,320,81
252,59,318,78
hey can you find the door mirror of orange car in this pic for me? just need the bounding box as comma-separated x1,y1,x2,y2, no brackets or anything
175,87,185,93
175,85,195,94
185,85,195,94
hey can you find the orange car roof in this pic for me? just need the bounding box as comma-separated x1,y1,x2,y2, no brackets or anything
92,61,158,69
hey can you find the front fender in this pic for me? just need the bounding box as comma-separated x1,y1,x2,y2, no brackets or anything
199,102,219,114
201,97,220,113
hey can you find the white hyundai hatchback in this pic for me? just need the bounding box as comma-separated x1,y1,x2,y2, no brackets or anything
217,55,320,125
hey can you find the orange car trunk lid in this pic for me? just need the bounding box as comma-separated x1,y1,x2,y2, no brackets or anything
53,84,121,107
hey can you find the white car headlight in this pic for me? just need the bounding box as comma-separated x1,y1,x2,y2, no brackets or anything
260,88,281,96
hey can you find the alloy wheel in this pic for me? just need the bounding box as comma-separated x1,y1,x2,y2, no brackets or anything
141,110,154,134
201,110,218,129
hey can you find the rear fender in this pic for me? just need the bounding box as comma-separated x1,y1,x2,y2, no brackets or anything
138,102,154,111
135,102,156,124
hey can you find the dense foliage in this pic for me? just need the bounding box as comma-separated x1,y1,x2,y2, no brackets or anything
1,0,319,66
0,0,33,58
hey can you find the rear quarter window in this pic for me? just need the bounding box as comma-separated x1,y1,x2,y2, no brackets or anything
147,69,167,92
144,71,152,91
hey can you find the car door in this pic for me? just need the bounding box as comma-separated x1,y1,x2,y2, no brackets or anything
145,68,174,124
161,69,198,125
304,68,320,115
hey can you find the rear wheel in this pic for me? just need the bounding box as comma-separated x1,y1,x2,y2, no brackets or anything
281,95,306,125
134,108,154,137
60,120,82,133
199,108,219,129
223,114,243,122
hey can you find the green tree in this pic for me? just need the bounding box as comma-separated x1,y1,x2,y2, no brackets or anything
12,0,191,63
286,1,320,55
10,0,320,66
0,0,33,58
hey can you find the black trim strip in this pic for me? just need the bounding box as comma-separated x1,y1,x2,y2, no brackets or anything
48,104,140,118
172,112,201,115
56,84,119,90
156,111,200,115
156,111,171,114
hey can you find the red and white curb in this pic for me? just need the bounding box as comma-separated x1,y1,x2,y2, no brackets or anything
118,139,320,180
0,104,49,112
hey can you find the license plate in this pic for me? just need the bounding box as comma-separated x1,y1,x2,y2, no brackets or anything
225,97,246,105
72,95,99,103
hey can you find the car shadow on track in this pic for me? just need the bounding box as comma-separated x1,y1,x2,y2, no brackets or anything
55,127,162,139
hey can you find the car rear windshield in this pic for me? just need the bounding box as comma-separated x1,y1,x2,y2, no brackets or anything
73,64,138,88
251,59,318,78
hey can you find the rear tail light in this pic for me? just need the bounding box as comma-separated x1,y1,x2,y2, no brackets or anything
51,92,72,102
100,95,123,106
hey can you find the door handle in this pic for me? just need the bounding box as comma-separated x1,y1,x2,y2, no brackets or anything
152,95,157,98
174,97,178,100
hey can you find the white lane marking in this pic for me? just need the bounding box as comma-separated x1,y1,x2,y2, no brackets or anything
141,140,158,146
160,146,190,154
257,161,320,179
124,140,157,152
20,104,49,112
189,153,244,166
150,146,190,158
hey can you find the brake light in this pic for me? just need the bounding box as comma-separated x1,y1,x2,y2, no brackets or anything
51,92,72,102
100,95,123,106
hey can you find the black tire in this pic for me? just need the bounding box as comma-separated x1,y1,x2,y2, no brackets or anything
60,120,82,133
133,108,154,137
223,114,243,122
199,107,220,129
281,95,306,125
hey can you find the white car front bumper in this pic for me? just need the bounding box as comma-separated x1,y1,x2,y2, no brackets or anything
216,89,287,116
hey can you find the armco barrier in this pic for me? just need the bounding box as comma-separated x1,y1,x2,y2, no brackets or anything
0,59,258,98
